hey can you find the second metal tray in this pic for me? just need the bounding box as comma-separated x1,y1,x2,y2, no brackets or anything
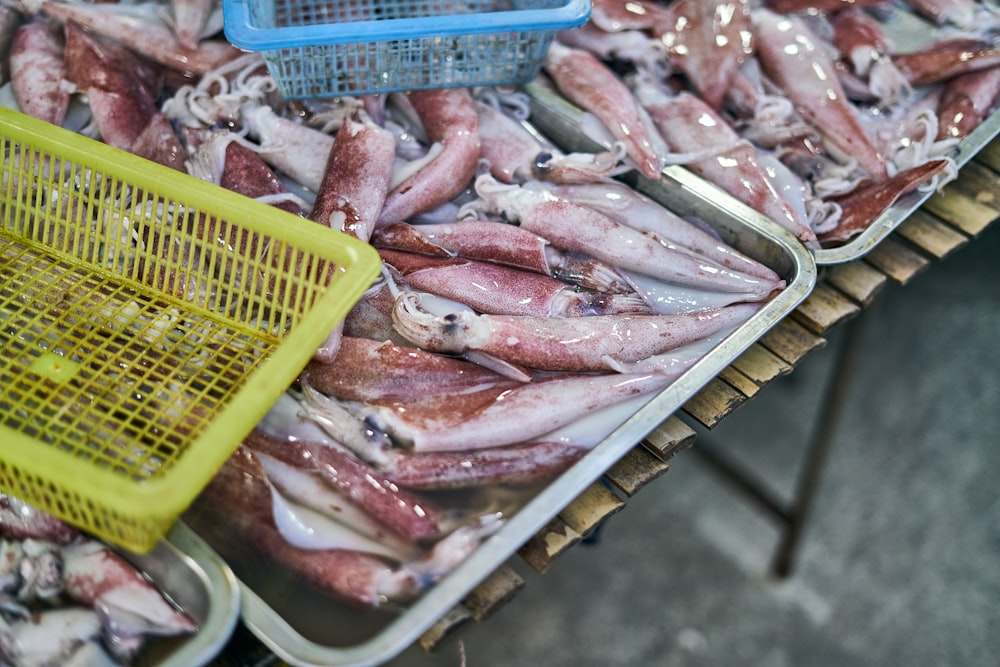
524,4,1000,265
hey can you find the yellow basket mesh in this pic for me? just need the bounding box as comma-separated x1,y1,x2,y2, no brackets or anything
0,108,380,552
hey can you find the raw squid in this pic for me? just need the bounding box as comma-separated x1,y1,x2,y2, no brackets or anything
391,290,764,373
377,87,481,224
543,39,669,179
752,8,889,182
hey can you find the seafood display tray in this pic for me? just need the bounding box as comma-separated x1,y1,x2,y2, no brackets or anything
524,4,1000,266
812,8,1000,265
129,522,241,666
231,157,817,666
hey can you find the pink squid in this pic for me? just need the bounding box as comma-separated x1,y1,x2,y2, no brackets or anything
42,0,240,77
543,39,669,179
752,8,889,182
327,365,679,453
763,0,890,12
817,159,950,245
891,38,1000,88
240,103,336,193
309,115,396,242
170,0,216,50
303,336,523,406
470,176,784,299
0,493,79,544
391,290,764,373
377,248,652,317
936,65,1000,140
295,387,588,490
9,18,69,127
186,129,307,216
630,77,820,247
904,0,1000,30
371,221,634,294
537,179,784,282
652,0,756,111
589,0,673,33
828,6,909,107
555,22,667,73
377,88,481,225
475,96,618,185
244,427,452,543
187,446,489,608
61,539,197,653
63,23,186,171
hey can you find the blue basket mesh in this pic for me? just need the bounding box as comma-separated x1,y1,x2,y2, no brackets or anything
222,0,591,99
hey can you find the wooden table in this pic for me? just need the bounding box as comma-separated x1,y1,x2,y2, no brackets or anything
209,137,1000,664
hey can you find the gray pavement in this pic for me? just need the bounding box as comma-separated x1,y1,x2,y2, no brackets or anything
388,220,1000,667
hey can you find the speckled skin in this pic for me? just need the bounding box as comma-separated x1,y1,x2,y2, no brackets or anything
377,88,481,225
10,19,68,126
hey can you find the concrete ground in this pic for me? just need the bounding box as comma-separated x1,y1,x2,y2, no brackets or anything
388,220,1000,667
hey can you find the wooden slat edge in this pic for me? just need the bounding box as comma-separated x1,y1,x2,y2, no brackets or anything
558,482,626,538
604,445,672,497
517,517,582,574
894,208,971,260
642,415,697,461
682,377,749,429
823,260,888,308
862,235,931,285
418,605,473,654
461,565,525,622
791,282,862,334
758,317,827,365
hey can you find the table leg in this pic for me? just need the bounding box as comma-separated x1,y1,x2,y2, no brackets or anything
692,313,867,578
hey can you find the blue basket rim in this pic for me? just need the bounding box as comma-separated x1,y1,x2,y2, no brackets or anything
222,0,591,50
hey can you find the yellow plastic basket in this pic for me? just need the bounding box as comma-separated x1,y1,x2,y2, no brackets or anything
0,108,381,552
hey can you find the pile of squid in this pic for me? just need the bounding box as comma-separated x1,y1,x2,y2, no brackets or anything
543,0,1000,248
0,0,789,609
0,493,196,667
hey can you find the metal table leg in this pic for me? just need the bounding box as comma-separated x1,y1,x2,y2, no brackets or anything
692,313,867,578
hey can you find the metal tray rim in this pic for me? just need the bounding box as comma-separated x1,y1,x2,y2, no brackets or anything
150,522,243,667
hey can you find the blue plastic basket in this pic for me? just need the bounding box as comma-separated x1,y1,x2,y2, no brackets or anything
222,0,591,99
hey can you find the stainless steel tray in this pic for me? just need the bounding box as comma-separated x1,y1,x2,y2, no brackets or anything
130,522,242,666
524,5,1000,265
813,8,1000,264
218,121,816,666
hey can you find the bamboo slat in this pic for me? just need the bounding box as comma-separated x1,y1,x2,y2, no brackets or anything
642,415,697,461
920,162,1000,235
758,318,827,365
558,482,626,538
823,261,888,308
895,209,970,260
974,139,1000,174
791,283,861,335
729,343,794,386
517,517,583,574
461,565,525,622
417,606,473,653
683,377,749,428
718,365,761,398
863,236,931,285
604,445,672,497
